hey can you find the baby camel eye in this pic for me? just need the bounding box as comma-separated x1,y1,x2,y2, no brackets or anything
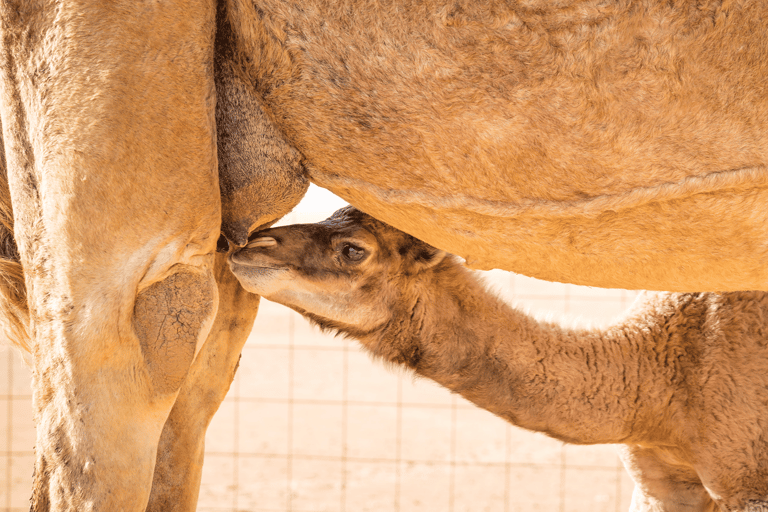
341,243,367,262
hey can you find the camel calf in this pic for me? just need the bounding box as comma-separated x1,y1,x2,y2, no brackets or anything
229,206,768,512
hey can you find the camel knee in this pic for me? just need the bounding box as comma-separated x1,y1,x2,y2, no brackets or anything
134,266,217,396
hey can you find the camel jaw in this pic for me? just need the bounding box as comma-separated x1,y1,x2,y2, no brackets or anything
228,251,291,297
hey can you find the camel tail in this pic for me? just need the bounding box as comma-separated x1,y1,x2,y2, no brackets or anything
0,142,30,355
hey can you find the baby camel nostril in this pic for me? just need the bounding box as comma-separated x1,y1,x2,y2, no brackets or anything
246,236,278,248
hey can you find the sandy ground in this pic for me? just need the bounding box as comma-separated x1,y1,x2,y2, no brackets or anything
1,197,639,512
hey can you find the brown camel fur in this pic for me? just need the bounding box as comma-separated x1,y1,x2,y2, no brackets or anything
2,0,768,509
230,206,768,512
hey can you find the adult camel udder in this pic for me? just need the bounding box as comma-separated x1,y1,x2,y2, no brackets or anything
230,206,768,512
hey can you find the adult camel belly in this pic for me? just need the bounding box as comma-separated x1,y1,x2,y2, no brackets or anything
222,0,768,292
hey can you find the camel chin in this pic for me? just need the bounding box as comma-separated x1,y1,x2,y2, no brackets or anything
228,256,290,297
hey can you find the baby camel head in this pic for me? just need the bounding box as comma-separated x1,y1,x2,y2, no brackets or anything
229,206,447,335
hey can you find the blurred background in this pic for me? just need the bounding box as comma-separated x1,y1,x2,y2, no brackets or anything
2,184,638,511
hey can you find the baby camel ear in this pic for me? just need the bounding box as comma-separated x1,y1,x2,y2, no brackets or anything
410,241,447,273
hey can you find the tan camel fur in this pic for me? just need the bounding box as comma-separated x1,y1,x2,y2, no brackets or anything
230,206,768,512
0,124,262,512
221,0,768,292
146,252,260,511
2,0,768,509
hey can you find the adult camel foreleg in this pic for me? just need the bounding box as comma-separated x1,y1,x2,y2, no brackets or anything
0,1,220,510
146,251,260,512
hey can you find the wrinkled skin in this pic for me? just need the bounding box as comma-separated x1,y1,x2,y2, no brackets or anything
147,251,260,511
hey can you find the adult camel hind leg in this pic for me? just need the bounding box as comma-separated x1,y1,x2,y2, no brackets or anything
147,252,260,512
145,11,308,507
0,1,220,510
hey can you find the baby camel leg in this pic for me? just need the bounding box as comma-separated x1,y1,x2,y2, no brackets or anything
146,252,260,512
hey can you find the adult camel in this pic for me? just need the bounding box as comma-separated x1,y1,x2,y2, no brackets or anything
0,0,767,510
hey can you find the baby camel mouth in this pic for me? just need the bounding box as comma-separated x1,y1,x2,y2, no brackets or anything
229,238,284,268
228,250,285,269
227,254,290,296
246,236,277,248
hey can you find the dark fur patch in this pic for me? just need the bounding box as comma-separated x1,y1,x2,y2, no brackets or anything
396,344,422,370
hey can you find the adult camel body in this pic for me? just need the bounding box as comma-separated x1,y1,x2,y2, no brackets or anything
219,0,768,292
0,0,766,510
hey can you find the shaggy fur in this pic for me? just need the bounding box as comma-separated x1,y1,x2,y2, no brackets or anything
0,125,26,353
231,206,768,512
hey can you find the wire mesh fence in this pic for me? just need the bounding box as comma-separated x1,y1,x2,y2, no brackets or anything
1,194,639,512
1,342,34,512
